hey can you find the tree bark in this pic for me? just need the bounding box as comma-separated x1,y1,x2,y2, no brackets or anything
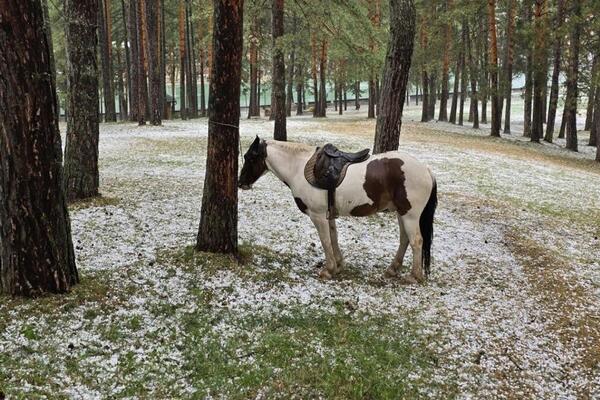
544,0,564,142
99,0,117,122
449,33,461,124
488,0,500,137
428,73,436,120
318,40,328,117
186,1,198,118
136,0,148,125
272,0,287,138
127,0,139,121
565,0,581,152
247,14,260,118
0,0,78,296
145,0,162,125
438,0,451,122
121,0,131,119
196,0,244,254
523,2,533,137
373,0,416,154
531,0,547,142
178,0,187,119
503,0,514,133
296,64,304,115
311,32,319,117
64,0,100,201
466,21,479,129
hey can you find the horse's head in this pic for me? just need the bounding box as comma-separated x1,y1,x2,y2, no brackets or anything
238,136,268,190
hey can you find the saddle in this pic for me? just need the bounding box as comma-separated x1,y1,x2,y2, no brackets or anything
304,143,370,219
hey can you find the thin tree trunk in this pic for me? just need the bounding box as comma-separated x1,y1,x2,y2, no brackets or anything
184,0,195,118
438,0,451,122
458,21,467,125
428,73,436,120
318,40,328,117
121,0,131,119
127,0,139,121
272,0,286,138
545,0,564,141
0,0,78,296
449,35,461,124
565,0,581,151
99,0,116,122
585,58,597,132
136,0,148,125
64,0,100,200
503,0,514,133
196,0,244,254
421,70,429,122
373,0,416,153
178,0,187,119
531,0,547,142
286,48,295,117
296,64,304,115
466,21,479,129
488,0,500,136
248,14,259,118
145,0,161,125
116,44,128,120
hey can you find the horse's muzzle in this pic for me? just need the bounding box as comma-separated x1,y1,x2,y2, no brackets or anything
238,183,252,190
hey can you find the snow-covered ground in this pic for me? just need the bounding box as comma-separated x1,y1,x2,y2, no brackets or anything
1,108,599,399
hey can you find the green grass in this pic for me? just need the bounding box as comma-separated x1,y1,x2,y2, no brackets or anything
183,304,454,399
0,246,455,398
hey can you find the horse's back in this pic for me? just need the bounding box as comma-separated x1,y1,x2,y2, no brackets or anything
335,150,434,217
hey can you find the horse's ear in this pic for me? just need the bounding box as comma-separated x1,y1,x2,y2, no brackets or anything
253,136,260,145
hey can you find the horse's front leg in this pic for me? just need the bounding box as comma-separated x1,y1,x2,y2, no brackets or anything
328,218,345,273
309,213,338,279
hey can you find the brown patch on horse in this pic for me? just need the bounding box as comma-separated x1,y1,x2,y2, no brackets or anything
350,203,378,216
294,197,308,214
363,158,411,215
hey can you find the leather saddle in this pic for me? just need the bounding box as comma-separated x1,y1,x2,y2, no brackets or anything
304,143,370,219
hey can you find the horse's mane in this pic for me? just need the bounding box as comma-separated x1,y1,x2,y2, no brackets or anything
266,140,315,154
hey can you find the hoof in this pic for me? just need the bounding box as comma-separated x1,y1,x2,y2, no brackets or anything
319,268,333,280
384,265,399,278
399,273,420,285
335,259,346,273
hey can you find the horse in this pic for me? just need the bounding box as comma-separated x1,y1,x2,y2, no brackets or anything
238,136,437,284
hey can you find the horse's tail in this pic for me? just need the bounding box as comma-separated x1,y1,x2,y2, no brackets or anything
419,175,437,278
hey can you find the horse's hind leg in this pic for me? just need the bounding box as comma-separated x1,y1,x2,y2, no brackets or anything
384,214,409,278
328,219,345,273
399,214,425,284
309,213,338,279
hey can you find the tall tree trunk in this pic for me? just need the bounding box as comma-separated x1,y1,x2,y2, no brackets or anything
178,0,187,119
272,0,286,138
199,47,206,116
121,0,131,119
466,21,479,129
522,2,533,137
544,0,564,142
368,79,376,118
488,0,500,137
593,68,600,154
286,50,295,117
184,1,195,118
196,0,244,254
503,0,514,133
127,0,139,121
373,0,416,153
428,73,436,120
136,0,148,125
99,0,117,122
296,64,304,115
145,0,162,125
0,0,78,296
318,40,328,117
458,21,467,125
117,42,128,120
186,1,198,118
160,0,166,119
421,72,429,122
170,48,176,113
585,58,597,132
564,0,581,152
449,35,461,124
355,81,361,109
438,0,451,122
531,0,547,142
311,32,319,117
64,0,100,201
247,14,260,118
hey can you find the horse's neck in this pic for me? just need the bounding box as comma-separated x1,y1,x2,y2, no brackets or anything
265,142,311,184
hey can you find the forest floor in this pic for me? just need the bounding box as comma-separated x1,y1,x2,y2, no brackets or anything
1,107,599,399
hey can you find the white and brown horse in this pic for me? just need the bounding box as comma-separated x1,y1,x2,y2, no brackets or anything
238,137,437,283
